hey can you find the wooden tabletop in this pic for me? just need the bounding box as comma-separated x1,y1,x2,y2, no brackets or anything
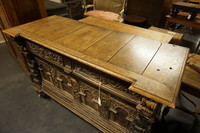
80,16,174,43
3,16,189,108
173,1,200,10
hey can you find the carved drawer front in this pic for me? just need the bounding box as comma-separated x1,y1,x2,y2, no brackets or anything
27,40,64,67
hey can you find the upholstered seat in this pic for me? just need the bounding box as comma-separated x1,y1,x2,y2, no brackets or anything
84,0,126,22
84,10,119,21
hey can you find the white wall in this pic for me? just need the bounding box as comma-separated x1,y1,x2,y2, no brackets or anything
50,0,61,3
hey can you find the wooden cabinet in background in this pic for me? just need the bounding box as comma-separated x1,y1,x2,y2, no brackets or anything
0,0,47,74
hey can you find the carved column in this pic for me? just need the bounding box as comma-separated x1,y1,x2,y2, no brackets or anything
109,107,117,121
79,91,86,104
100,98,109,119
130,98,158,133
14,37,42,89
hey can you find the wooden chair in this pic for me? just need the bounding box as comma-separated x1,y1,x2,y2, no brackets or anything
84,0,126,22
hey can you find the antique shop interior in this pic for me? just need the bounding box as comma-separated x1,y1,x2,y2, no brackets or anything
0,0,200,133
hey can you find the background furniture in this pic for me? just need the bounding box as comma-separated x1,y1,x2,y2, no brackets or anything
3,15,189,133
171,1,200,19
123,15,148,28
84,0,126,22
165,1,200,30
61,0,84,19
45,0,68,17
126,0,168,27
165,12,200,29
149,26,184,45
182,54,200,98
0,0,47,74
83,0,94,13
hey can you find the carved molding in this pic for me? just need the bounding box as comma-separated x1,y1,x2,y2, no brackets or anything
37,59,79,96
74,63,143,101
27,41,63,66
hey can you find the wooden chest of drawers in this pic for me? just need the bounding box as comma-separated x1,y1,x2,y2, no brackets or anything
3,16,189,133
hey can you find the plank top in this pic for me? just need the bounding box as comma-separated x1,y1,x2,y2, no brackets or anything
3,15,189,108
79,16,174,43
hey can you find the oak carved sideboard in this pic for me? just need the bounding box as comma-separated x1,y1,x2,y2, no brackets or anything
3,16,189,133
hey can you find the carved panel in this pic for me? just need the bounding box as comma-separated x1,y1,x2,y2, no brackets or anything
74,63,142,101
27,41,64,67
33,50,159,133
23,39,159,133
78,82,100,112
109,98,136,129
36,59,79,97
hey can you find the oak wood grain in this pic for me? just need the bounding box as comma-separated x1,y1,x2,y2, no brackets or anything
141,44,189,107
80,16,173,43
57,25,112,51
109,36,161,74
83,31,134,61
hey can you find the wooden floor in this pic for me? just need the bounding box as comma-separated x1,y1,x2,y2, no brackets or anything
0,32,5,43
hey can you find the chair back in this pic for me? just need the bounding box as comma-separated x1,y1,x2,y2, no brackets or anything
94,0,126,14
